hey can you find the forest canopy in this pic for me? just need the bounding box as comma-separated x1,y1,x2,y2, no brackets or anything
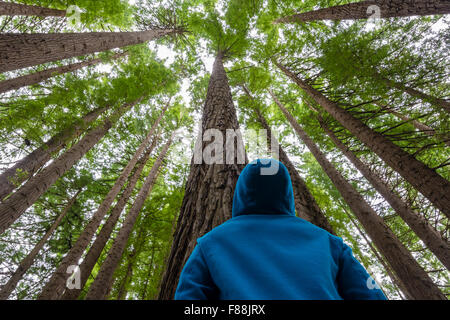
0,0,449,300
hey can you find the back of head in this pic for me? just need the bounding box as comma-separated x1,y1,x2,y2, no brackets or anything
232,158,296,218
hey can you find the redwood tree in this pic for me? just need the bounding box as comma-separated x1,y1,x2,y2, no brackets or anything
158,51,247,299
85,135,173,300
0,1,66,17
271,89,446,299
319,116,450,270
37,101,168,299
0,97,143,234
60,131,160,300
0,29,179,72
0,51,127,94
274,0,450,24
276,61,450,219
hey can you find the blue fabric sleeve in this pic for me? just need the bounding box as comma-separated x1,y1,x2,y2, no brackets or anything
174,242,219,300
337,243,387,300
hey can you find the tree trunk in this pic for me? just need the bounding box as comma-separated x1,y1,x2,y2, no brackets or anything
140,245,156,300
158,52,247,300
37,101,168,299
0,51,127,94
60,133,159,300
242,85,335,234
0,29,176,73
0,98,141,235
85,136,173,300
0,1,66,17
276,62,450,219
342,205,412,299
271,89,446,300
0,189,80,300
274,0,450,23
375,74,450,113
0,105,109,201
116,252,135,300
319,117,450,270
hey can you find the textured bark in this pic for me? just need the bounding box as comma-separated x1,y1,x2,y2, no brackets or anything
319,118,450,270
0,52,127,94
375,74,450,113
85,136,172,300
242,86,335,234
0,105,109,201
272,91,446,299
0,189,80,300
275,0,450,23
60,133,159,300
158,52,247,300
276,62,450,219
37,101,167,300
0,29,175,73
0,1,66,17
342,205,412,299
0,99,140,235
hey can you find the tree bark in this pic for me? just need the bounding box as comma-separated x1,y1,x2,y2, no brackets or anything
342,205,412,299
0,189,80,300
158,52,247,300
85,136,173,300
60,132,159,300
37,101,168,299
0,1,66,17
0,105,109,201
271,89,446,300
319,117,450,270
0,51,127,94
276,61,450,219
274,0,450,23
0,98,141,235
242,85,335,234
0,29,176,73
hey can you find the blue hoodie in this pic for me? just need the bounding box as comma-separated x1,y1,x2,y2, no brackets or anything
174,159,387,300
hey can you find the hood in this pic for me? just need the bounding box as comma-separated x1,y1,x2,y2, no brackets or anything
232,158,296,218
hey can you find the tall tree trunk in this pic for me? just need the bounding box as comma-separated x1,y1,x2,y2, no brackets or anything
274,0,450,24
0,98,142,235
342,205,412,299
319,117,450,270
158,52,247,300
271,89,446,300
0,189,80,300
376,103,450,147
242,85,335,234
0,1,66,17
37,102,168,299
0,51,127,94
276,61,450,219
0,29,177,73
116,251,135,300
374,74,450,113
85,136,173,300
60,132,159,300
0,105,109,201
140,245,156,300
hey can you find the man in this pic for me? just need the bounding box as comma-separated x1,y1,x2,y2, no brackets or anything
174,158,387,300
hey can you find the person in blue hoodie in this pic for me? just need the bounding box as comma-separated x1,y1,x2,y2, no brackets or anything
174,158,387,300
